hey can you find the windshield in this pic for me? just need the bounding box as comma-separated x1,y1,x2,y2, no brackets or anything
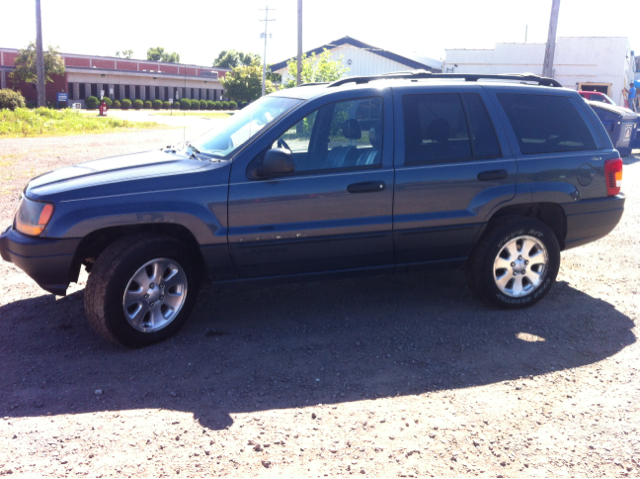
190,96,302,159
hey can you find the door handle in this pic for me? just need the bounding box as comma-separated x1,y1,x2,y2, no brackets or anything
477,169,508,181
347,181,385,193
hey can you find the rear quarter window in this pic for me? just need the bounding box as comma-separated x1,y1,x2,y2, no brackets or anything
498,93,597,154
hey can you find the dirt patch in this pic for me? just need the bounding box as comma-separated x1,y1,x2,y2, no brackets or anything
0,132,638,477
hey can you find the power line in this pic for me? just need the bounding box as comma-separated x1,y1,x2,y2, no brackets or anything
259,6,275,96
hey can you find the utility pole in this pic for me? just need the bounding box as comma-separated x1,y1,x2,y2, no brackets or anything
542,0,561,78
35,0,46,107
259,6,275,97
297,0,302,86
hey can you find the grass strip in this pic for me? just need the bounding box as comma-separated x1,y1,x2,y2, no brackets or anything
149,111,234,118
0,108,168,138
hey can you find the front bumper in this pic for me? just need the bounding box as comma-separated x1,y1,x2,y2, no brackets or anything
562,194,625,250
0,226,81,296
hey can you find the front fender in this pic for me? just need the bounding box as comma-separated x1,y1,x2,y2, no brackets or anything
44,185,229,247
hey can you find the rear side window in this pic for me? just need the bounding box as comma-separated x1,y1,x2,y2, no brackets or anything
461,94,502,159
498,93,597,154
402,93,501,165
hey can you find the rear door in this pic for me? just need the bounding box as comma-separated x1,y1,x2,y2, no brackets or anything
227,89,395,278
392,85,517,264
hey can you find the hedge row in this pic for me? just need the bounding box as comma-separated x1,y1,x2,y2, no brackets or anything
103,98,237,110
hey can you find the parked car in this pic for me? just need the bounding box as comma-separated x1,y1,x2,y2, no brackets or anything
0,72,625,347
587,100,640,156
578,90,617,105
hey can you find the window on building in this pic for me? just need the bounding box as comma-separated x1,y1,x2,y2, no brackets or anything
144,85,150,100
91,84,98,97
114,85,121,101
135,85,140,100
191,88,195,99
67,82,74,99
102,84,109,98
79,83,86,99
124,85,130,99
182,87,187,99
498,93,597,154
164,87,169,100
155,86,160,99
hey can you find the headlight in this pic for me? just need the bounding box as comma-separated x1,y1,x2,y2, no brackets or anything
14,195,55,236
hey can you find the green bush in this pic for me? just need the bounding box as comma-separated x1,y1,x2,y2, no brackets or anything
103,97,113,108
221,101,230,110
180,98,191,110
228,101,237,110
163,101,171,109
213,101,221,110
121,99,132,110
85,96,100,110
133,99,144,110
152,99,163,110
0,89,27,111
206,100,215,110
144,100,152,109
113,100,121,109
190,100,200,110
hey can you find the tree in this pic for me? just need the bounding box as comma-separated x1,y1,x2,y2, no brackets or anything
10,42,65,87
283,49,348,88
219,65,276,103
147,47,181,63
115,50,134,59
213,50,261,69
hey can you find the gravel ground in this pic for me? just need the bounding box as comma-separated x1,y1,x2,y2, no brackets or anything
0,127,639,478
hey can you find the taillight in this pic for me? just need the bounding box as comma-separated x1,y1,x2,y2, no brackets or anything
604,158,623,196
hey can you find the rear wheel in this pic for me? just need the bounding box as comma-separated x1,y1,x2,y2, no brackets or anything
466,217,560,308
84,235,200,347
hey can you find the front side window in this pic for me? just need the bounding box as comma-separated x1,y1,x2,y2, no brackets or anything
190,96,302,159
498,93,597,154
268,97,384,173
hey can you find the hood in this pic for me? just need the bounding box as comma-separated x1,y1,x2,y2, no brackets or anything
27,149,212,198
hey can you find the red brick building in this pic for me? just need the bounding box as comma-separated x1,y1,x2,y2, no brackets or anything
0,48,229,107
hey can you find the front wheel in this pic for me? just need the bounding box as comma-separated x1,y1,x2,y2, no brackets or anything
466,217,560,308
84,235,200,347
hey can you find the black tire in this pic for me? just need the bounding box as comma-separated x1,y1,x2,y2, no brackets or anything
466,216,560,309
84,235,200,347
618,147,631,157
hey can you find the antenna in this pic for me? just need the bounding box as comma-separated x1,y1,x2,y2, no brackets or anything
259,6,276,96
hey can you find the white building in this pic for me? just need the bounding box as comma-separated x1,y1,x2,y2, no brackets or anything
444,37,636,107
271,36,442,85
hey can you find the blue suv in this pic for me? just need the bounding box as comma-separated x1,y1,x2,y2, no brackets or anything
0,72,625,347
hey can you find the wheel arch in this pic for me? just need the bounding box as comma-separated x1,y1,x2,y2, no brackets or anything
70,223,207,283
484,202,567,250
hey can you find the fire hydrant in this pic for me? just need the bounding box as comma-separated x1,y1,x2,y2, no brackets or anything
99,100,108,117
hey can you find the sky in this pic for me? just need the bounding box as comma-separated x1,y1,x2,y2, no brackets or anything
1,0,638,68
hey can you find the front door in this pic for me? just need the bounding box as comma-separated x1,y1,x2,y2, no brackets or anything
228,92,394,278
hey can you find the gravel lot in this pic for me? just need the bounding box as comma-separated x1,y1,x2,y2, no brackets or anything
0,126,639,478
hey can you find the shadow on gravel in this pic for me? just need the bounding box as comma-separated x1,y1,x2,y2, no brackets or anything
0,269,635,430
623,152,640,165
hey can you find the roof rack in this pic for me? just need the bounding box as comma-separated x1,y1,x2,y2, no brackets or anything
296,82,330,87
328,70,563,88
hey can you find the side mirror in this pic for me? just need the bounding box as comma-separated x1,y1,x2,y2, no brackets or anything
253,148,295,178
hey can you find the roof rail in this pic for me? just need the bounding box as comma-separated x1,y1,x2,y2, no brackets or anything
296,82,330,87
328,70,563,88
